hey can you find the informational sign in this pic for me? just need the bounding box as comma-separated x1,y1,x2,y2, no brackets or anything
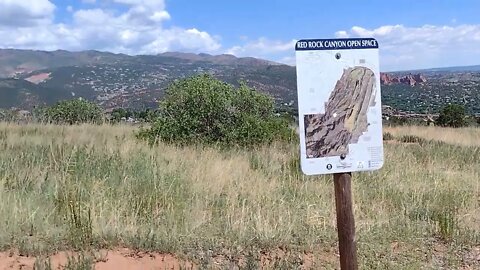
295,38,384,175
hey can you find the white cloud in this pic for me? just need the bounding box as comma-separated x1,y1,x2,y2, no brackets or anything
227,38,296,56
225,38,296,64
277,56,295,66
73,8,113,25
150,11,170,22
336,24,480,71
0,0,220,55
2,0,478,72
226,24,480,69
0,0,55,26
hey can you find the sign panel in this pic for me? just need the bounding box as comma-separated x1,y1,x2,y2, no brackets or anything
295,38,384,175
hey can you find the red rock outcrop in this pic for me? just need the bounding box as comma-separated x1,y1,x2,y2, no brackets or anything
380,72,426,86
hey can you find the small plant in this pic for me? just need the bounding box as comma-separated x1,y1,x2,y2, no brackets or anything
64,253,94,270
399,135,426,144
33,256,52,270
383,132,394,141
432,207,458,241
67,198,93,249
55,186,93,249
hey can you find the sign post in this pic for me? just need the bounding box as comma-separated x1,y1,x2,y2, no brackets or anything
295,38,384,269
334,172,357,270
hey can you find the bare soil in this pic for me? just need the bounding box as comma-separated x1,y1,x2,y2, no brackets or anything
0,249,195,270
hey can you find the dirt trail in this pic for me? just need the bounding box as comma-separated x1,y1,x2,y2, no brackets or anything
0,249,195,270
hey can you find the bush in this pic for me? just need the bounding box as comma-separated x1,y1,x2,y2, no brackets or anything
40,99,103,125
399,135,426,144
110,108,134,123
109,108,159,123
435,104,467,128
138,74,295,146
383,132,394,141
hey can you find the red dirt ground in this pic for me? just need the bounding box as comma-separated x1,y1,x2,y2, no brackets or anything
0,249,195,270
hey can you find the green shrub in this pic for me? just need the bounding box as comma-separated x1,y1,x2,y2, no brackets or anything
138,74,295,146
109,108,158,123
40,99,103,125
435,104,467,128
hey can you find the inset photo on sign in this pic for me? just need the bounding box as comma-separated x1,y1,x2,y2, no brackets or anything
304,66,377,159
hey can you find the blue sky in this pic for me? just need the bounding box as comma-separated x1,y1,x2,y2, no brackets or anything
1,0,480,71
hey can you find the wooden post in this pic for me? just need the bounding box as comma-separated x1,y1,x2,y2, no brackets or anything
333,172,358,270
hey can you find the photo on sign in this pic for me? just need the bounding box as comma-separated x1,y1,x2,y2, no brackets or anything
304,66,377,159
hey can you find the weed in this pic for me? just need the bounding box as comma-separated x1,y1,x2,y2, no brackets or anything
383,132,394,141
399,134,427,144
33,256,52,270
64,253,94,270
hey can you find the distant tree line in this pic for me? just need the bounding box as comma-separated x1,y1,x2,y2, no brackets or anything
384,103,480,128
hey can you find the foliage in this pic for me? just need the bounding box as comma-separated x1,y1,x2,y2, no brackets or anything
40,99,103,125
435,104,467,128
0,109,17,122
138,74,295,146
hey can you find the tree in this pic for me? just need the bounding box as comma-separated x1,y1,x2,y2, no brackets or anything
41,98,103,124
110,108,134,123
435,104,467,128
137,74,295,146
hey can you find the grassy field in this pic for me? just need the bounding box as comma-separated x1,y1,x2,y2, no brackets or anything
0,123,478,269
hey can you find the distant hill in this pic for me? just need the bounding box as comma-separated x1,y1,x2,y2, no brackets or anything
0,49,131,78
0,49,296,110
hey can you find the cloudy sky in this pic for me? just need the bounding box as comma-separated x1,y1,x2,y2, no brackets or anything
1,0,479,71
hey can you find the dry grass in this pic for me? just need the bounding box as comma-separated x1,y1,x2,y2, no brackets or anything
385,125,480,147
0,122,478,269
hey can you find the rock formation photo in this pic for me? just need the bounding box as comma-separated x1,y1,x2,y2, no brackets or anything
304,66,377,158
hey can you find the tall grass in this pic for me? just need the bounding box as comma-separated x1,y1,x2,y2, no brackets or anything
0,122,478,268
385,125,480,147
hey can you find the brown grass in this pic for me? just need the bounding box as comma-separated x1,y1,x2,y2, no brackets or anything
385,125,480,147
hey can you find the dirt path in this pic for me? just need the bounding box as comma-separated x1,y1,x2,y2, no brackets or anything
0,249,195,270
